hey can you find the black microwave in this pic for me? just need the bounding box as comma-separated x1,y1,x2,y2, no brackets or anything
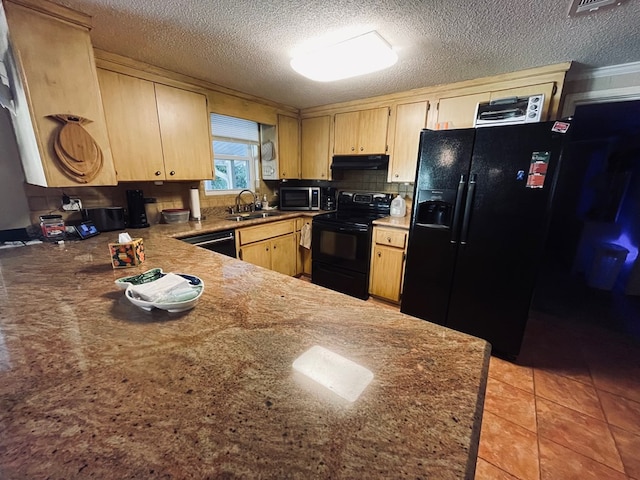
279,186,320,211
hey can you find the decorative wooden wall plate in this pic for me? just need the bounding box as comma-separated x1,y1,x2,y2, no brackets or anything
51,115,103,183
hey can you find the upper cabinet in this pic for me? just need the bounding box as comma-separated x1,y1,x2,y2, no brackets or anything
277,114,300,180
301,115,331,180
433,82,557,130
98,69,212,181
387,101,428,183
334,107,389,155
2,0,116,187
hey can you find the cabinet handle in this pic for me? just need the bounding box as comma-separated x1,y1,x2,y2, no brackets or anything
377,251,381,258
273,245,277,250
155,171,161,176
281,172,286,177
266,247,269,252
170,171,176,176
387,237,392,242
360,146,364,151
394,173,399,178
350,146,355,151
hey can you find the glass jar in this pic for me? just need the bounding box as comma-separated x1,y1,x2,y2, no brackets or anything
39,214,66,240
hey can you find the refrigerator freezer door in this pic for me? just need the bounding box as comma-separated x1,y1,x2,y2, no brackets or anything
445,122,564,356
402,129,475,324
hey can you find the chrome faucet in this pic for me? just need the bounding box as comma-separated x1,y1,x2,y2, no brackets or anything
233,189,257,213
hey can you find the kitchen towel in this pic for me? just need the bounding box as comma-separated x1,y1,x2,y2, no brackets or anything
189,187,201,220
300,223,311,250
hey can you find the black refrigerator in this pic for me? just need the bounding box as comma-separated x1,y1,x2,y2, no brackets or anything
401,121,570,358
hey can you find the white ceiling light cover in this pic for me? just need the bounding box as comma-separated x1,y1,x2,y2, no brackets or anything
290,31,398,82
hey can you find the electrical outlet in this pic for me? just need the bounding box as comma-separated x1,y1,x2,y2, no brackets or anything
62,198,82,211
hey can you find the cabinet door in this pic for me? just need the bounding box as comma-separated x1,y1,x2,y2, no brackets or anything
388,101,428,183
435,92,490,129
277,114,300,179
98,70,165,181
155,84,213,180
333,111,359,154
490,82,556,121
239,240,271,270
4,0,116,187
271,233,297,276
301,116,331,180
370,245,405,302
358,107,389,154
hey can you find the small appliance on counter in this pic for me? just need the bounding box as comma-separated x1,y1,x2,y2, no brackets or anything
82,207,126,232
279,186,320,211
126,189,150,228
321,187,337,210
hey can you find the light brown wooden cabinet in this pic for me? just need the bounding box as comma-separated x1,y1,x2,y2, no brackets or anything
295,217,312,276
97,69,212,181
387,101,429,183
236,219,297,276
301,116,331,180
2,0,116,187
334,107,389,155
369,226,408,303
277,114,300,179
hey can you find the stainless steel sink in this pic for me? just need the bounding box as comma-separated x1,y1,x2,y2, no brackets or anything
224,211,285,221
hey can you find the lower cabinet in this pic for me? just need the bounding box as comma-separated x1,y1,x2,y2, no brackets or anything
369,226,408,303
236,220,297,276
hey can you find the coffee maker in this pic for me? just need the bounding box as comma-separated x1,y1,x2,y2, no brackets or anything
321,187,337,211
126,189,150,228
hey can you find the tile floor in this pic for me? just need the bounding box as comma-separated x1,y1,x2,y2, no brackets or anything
366,278,640,479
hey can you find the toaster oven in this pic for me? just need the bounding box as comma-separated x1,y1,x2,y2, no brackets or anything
474,94,545,128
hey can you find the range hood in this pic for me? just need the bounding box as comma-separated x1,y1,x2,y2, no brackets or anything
330,154,389,170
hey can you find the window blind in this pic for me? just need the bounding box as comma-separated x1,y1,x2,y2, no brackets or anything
210,113,259,142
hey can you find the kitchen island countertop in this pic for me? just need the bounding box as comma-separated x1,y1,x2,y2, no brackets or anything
0,228,489,479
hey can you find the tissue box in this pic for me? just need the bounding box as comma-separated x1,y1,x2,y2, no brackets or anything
108,238,145,268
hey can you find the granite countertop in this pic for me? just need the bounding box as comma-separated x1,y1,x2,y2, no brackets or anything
0,226,489,479
372,214,411,230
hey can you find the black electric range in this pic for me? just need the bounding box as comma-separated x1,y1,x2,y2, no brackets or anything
312,191,393,299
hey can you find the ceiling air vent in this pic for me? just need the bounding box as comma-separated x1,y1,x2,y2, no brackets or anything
568,0,627,16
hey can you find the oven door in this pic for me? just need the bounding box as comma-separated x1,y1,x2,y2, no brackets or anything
311,218,373,299
311,220,371,273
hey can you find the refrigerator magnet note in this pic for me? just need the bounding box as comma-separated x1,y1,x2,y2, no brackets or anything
292,345,374,402
526,151,550,189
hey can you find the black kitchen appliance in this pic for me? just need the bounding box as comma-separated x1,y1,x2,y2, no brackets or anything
312,191,393,299
126,189,149,228
401,121,570,358
179,229,236,257
82,207,126,232
321,187,337,210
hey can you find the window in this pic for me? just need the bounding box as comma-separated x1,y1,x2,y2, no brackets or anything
204,114,259,195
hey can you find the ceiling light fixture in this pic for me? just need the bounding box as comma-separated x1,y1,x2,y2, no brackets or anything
290,31,398,82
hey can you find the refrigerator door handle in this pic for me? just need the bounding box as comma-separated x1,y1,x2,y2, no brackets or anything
460,174,477,245
450,174,467,244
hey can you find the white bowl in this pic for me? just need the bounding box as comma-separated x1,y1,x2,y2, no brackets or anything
124,273,204,312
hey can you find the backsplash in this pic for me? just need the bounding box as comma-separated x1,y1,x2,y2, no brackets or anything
22,170,413,226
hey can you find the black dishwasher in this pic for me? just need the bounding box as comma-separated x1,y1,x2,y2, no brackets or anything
179,230,236,258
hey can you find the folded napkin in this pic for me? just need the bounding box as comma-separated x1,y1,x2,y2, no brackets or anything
129,273,191,301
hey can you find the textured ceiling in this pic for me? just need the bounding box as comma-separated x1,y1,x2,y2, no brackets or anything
55,0,640,109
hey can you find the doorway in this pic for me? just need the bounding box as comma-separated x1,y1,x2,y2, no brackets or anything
532,98,640,339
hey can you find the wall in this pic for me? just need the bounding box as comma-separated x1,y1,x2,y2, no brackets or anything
0,107,30,229
330,170,414,200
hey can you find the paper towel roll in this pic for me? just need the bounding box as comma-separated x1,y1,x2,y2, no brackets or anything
189,187,201,220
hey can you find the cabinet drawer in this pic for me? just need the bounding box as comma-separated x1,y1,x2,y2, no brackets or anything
374,228,407,249
237,220,295,246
